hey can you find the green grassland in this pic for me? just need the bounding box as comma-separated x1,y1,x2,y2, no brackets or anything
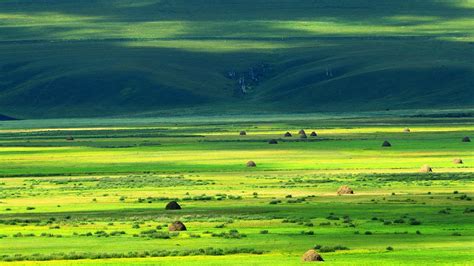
0,0,473,118
0,114,473,265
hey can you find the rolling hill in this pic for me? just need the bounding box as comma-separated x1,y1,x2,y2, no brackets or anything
0,0,473,118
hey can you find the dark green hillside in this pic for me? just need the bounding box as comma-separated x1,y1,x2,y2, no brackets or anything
0,0,473,118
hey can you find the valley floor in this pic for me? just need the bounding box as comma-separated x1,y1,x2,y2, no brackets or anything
0,114,472,265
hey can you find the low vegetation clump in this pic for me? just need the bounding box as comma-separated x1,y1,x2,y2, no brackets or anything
139,230,171,239
211,230,247,239
0,248,265,262
314,245,350,253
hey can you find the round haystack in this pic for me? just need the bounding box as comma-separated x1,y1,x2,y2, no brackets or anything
404,128,411,133
66,136,74,141
302,249,324,262
239,131,247,136
168,221,187,231
420,165,433,173
246,161,257,167
462,136,471,142
453,158,463,164
382,140,391,147
165,201,181,210
268,139,278,144
337,185,354,195
284,132,292,137
299,129,306,135
300,133,308,139
310,131,317,137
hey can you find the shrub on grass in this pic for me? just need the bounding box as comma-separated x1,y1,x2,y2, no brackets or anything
326,214,339,220
109,231,126,236
393,218,405,224
212,230,246,239
318,245,349,252
463,207,474,213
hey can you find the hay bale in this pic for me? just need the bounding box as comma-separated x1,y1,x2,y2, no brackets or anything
246,161,257,167
165,201,181,210
462,136,471,142
284,132,292,137
298,129,306,135
268,139,278,144
337,185,354,195
310,131,317,137
168,221,187,231
453,158,463,164
302,249,324,262
404,128,411,133
382,140,391,147
66,136,74,141
420,165,433,173
239,131,247,136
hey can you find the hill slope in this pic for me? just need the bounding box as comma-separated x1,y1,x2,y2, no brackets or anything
0,0,473,118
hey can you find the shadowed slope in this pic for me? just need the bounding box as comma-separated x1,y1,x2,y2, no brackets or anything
0,0,473,118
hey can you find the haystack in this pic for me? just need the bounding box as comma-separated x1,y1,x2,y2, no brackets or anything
404,128,411,133
284,132,292,137
382,140,391,147
310,131,317,137
453,159,463,164
302,249,324,262
298,129,306,135
246,161,257,167
240,131,247,136
462,136,471,142
268,139,278,144
165,201,181,210
168,221,186,231
337,185,354,195
420,165,432,173
300,132,308,139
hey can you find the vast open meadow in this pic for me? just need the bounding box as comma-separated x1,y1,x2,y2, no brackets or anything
0,113,472,265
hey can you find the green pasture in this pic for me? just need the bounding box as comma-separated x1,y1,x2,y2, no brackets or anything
0,115,472,265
